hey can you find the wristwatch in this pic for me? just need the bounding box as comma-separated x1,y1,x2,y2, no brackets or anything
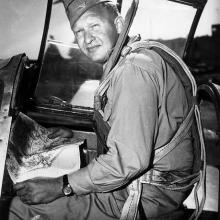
62,174,73,196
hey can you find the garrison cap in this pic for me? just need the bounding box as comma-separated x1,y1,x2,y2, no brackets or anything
63,0,112,28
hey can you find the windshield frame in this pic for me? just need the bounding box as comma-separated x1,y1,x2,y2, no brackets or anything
33,0,207,113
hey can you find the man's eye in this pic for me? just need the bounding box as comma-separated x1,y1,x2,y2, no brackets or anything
75,30,83,37
76,30,82,34
91,24,99,30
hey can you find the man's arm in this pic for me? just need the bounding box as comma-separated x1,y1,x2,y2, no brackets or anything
14,177,63,205
68,60,159,194
13,127,73,205
13,59,159,204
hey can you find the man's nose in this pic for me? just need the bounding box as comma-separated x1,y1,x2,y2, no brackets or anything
84,31,94,44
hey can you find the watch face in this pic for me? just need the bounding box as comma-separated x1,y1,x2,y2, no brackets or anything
63,184,73,196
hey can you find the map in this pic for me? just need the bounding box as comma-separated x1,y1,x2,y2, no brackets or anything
6,112,84,183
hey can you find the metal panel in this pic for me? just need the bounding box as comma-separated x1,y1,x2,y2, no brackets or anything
168,0,207,9
0,55,24,196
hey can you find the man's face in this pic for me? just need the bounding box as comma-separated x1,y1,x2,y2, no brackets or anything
72,9,119,63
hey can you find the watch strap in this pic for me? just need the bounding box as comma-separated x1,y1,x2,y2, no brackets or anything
63,174,69,187
62,174,73,196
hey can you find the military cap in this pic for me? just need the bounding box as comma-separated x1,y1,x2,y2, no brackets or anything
63,0,113,28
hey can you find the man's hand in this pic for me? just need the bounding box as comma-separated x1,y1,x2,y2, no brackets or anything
48,127,73,139
14,177,64,205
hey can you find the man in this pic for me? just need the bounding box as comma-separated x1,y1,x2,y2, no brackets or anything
9,0,195,219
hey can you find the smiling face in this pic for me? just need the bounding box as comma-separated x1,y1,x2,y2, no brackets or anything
72,6,120,64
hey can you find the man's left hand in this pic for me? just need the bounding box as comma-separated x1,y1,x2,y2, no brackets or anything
14,177,64,205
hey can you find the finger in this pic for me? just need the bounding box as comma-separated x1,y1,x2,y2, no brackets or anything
16,189,26,197
15,183,29,196
47,127,59,134
20,195,31,204
47,127,58,132
13,182,26,191
59,128,73,138
48,130,60,139
65,130,73,138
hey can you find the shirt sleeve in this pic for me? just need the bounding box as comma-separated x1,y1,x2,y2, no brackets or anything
68,61,159,195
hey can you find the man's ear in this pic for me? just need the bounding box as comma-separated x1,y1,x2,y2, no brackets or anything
114,16,124,34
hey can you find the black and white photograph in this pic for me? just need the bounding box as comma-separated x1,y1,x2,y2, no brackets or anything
0,0,220,219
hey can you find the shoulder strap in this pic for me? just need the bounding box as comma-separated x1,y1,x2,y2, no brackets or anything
101,0,139,81
94,40,206,220
120,40,206,220
126,41,199,161
94,0,139,111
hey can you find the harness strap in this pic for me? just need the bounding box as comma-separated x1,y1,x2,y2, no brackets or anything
120,105,195,220
94,40,206,220
119,41,206,220
120,179,142,220
154,104,194,164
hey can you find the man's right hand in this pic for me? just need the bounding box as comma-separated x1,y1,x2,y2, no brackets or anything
14,176,64,205
48,127,73,139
